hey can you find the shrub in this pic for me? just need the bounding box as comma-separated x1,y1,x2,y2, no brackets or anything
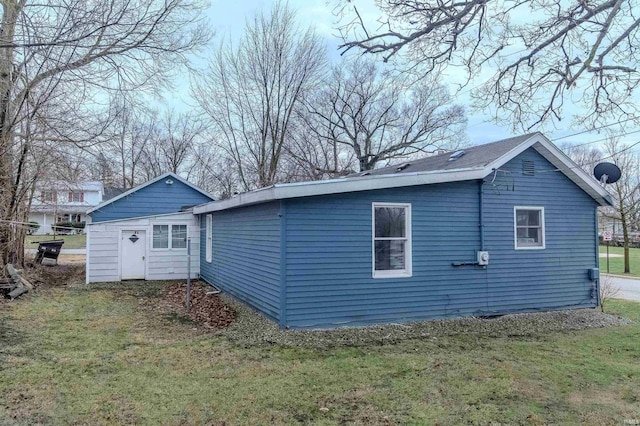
52,221,86,234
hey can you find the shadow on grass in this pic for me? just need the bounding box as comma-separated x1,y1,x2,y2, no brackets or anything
0,318,26,364
68,280,182,298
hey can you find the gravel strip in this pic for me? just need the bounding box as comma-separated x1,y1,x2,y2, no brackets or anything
219,294,632,348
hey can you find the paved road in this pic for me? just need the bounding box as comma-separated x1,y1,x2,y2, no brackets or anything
603,274,640,302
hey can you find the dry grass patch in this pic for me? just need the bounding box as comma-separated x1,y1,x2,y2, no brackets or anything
1,281,639,425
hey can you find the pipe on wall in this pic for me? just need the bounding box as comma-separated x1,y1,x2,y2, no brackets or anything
479,179,485,250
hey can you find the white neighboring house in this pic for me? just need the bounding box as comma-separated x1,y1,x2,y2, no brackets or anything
29,181,104,234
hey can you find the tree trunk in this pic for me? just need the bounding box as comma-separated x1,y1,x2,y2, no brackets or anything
0,1,20,264
620,197,631,274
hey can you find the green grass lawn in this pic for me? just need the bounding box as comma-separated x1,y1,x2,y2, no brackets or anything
599,244,640,277
25,234,86,249
1,283,640,425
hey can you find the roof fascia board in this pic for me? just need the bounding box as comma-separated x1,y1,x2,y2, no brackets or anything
87,210,195,225
194,168,483,213
87,172,213,214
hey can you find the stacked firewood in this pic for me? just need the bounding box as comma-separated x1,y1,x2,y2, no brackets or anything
1,264,32,300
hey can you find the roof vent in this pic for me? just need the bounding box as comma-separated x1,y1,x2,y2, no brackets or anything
396,163,411,172
448,150,466,161
522,160,535,176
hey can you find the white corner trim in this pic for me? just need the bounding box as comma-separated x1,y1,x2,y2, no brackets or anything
85,226,91,284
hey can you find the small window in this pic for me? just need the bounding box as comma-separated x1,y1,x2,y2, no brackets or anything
205,215,212,263
68,192,84,202
172,225,187,249
153,224,187,250
153,225,169,249
41,191,56,203
372,203,412,278
514,207,545,249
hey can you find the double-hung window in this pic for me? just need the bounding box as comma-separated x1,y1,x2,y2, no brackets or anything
152,224,187,250
372,203,412,278
514,207,545,249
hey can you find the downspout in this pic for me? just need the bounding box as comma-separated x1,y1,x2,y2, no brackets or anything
479,179,485,250
594,206,601,306
480,179,489,313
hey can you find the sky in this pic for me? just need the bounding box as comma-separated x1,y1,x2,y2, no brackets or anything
194,0,638,150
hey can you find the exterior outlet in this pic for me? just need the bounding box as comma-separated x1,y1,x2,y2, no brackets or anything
477,251,490,266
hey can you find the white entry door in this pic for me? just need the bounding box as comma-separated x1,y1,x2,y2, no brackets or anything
121,230,146,280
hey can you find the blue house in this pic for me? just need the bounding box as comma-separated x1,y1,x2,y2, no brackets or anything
86,173,214,283
194,133,612,329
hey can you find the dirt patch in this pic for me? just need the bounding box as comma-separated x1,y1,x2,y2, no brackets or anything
163,281,236,329
21,263,85,289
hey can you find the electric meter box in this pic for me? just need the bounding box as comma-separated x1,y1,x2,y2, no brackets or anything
477,251,490,266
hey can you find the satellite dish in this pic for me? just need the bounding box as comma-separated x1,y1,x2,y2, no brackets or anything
593,162,621,184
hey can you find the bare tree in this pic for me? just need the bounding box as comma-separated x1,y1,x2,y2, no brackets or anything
298,58,466,172
286,112,357,180
192,1,326,191
105,97,158,189
156,110,205,176
0,0,211,262
560,143,603,175
601,139,640,274
337,0,640,129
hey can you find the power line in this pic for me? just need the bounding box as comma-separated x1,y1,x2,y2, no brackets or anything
560,129,640,149
550,115,640,143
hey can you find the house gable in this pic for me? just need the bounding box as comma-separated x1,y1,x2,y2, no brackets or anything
90,176,213,223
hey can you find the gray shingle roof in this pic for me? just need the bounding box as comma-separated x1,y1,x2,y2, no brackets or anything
348,133,539,177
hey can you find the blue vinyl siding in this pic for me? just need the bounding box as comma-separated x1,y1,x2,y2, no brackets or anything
91,179,212,222
284,182,484,329
482,148,599,313
199,201,282,323
282,148,599,329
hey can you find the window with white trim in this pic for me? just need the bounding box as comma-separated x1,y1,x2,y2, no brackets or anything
153,225,169,249
514,207,545,249
372,203,412,278
205,215,212,263
172,225,187,249
152,224,187,250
